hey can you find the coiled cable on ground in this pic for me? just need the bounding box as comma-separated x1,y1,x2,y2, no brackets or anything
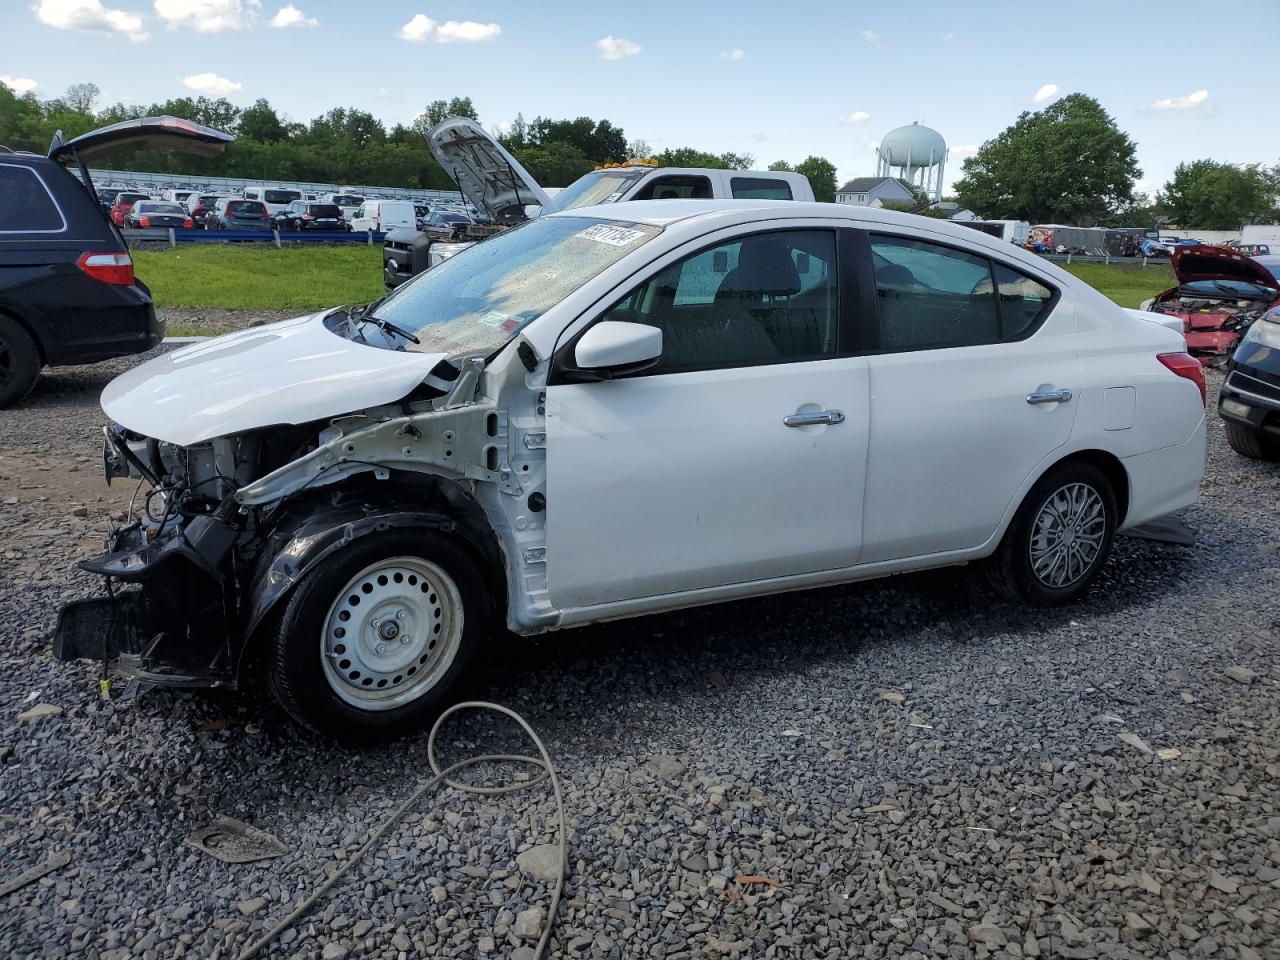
234,701,566,960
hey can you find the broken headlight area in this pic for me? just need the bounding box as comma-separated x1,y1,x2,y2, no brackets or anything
59,423,318,685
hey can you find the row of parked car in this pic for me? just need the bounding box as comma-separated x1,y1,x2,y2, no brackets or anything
95,182,483,236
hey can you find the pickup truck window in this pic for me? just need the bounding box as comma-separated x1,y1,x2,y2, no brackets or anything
632,176,712,201
730,177,793,201
555,170,648,210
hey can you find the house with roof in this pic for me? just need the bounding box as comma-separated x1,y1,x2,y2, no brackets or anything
834,176,916,207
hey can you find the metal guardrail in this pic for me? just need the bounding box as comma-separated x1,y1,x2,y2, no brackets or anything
122,227,385,246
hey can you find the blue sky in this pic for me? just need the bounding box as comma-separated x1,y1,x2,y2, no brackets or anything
6,0,1280,194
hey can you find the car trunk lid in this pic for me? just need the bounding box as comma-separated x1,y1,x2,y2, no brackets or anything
48,115,234,163
425,116,555,223
1172,244,1278,289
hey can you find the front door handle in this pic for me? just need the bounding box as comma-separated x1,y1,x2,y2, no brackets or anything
784,409,846,427
1026,388,1072,405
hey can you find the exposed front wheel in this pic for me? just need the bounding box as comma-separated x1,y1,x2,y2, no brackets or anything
268,529,490,741
0,316,41,408
985,461,1117,606
1224,421,1280,461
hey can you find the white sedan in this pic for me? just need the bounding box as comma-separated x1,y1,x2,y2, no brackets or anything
58,201,1207,740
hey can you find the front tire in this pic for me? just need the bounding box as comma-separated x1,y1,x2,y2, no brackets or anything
1224,421,1280,461
0,316,41,408
985,461,1117,606
268,529,489,741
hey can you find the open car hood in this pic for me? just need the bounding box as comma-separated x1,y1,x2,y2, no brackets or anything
425,116,555,222
101,312,447,446
1172,244,1277,289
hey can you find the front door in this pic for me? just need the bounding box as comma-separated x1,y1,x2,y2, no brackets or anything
545,227,870,610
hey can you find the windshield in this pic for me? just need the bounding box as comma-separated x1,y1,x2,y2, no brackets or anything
1181,278,1276,297
227,200,266,216
374,216,660,356
554,170,648,211
332,194,363,205
264,189,301,204
308,204,341,217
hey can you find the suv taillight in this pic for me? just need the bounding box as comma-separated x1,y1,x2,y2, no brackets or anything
77,251,135,286
1157,352,1206,406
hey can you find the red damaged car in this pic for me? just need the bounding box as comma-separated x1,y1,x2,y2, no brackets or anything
1145,246,1280,365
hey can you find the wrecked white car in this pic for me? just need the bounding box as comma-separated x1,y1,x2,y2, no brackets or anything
56,200,1207,740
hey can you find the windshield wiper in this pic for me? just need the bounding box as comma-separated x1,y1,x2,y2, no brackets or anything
349,298,421,344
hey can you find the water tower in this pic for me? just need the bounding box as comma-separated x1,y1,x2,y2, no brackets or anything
876,122,947,203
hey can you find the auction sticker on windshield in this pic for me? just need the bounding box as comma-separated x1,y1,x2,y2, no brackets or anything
576,224,647,246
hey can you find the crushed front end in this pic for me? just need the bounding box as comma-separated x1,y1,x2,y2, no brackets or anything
53,426,264,685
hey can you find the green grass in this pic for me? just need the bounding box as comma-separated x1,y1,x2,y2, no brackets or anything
1062,261,1175,309
134,244,1177,315
133,245,384,311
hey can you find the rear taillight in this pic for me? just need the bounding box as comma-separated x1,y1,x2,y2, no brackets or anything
1157,352,1206,406
139,217,151,228
183,219,192,228
76,251,135,286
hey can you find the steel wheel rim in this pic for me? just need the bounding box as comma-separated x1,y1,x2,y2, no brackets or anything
1028,482,1107,589
320,556,463,711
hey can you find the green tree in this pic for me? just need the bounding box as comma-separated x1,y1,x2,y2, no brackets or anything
525,116,628,164
954,93,1140,224
238,98,288,142
512,141,595,187
653,146,754,169
63,82,100,114
413,96,479,136
1157,160,1279,229
795,156,837,202
767,160,794,172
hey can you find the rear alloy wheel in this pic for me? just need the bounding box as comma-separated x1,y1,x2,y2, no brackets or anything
268,529,489,741
1224,421,1280,462
985,461,1117,606
0,316,41,408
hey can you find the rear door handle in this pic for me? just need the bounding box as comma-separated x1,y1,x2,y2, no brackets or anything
784,409,846,427
1026,389,1072,405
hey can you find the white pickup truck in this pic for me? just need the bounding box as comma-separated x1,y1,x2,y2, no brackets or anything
383,117,814,288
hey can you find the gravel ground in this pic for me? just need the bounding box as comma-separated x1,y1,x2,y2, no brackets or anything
2,349,1279,960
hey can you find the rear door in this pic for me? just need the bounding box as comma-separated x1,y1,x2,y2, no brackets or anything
858,230,1078,563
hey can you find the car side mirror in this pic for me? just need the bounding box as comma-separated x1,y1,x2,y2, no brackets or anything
571,321,662,379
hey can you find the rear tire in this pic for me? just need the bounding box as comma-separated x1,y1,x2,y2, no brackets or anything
0,316,41,408
267,529,490,742
1224,421,1280,461
984,461,1117,606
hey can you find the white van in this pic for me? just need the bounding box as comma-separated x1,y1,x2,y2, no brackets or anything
242,187,303,217
349,200,415,234
162,188,195,206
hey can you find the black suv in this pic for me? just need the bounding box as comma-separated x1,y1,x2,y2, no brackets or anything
274,200,346,231
0,116,232,406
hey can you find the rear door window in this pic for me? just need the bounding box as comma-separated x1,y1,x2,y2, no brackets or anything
264,190,300,204
310,204,341,218
0,164,66,232
730,177,794,200
633,175,713,200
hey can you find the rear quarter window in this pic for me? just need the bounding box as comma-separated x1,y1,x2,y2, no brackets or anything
730,177,793,200
0,164,66,232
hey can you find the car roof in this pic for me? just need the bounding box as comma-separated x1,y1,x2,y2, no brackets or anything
548,198,1080,285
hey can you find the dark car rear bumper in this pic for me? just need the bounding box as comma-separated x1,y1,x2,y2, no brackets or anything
41,279,164,366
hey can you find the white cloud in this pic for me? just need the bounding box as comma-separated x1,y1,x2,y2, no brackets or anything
154,0,254,31
951,144,979,159
944,31,956,42
1151,89,1209,111
719,48,744,61
34,0,147,39
397,14,499,43
595,35,641,60
1032,82,1059,104
181,71,241,94
0,75,39,95
269,3,314,27
840,111,871,124
861,29,878,45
